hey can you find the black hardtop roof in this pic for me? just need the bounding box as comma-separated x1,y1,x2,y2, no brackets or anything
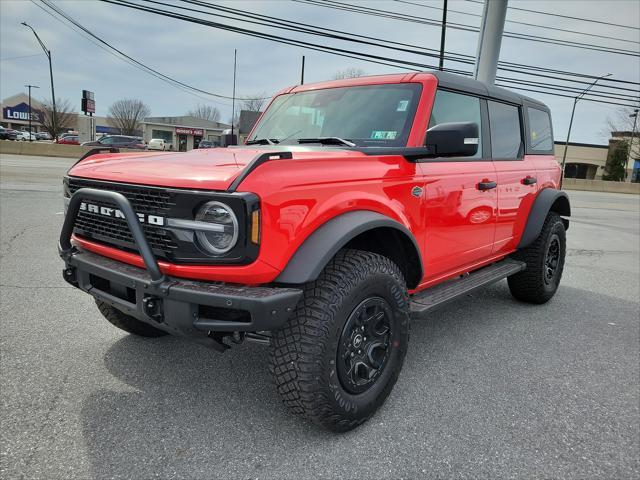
427,71,549,111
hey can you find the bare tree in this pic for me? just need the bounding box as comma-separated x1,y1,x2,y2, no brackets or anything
241,93,268,112
332,68,367,80
603,107,640,159
107,99,150,135
186,103,221,122
39,98,75,139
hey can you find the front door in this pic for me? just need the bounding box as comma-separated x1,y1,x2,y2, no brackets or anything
419,89,498,282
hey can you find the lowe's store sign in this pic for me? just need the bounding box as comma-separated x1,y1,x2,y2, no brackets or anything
3,102,43,123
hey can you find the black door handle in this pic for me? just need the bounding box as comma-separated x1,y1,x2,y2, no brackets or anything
522,176,537,185
477,180,497,191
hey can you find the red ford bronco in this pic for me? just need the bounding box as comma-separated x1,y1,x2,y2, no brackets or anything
60,71,570,431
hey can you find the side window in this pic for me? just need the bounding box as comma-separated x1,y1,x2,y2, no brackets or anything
527,107,553,151
428,90,482,158
488,101,522,159
99,136,114,145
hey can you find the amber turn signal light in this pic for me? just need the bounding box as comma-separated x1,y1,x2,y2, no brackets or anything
251,210,260,244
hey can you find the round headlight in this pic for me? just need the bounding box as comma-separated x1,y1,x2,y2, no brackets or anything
195,201,238,254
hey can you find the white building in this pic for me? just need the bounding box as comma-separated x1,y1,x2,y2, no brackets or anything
142,116,231,151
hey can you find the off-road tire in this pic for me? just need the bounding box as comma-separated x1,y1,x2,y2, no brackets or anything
95,299,168,337
508,211,566,304
270,249,410,432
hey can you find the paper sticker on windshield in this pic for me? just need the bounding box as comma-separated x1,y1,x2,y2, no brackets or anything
371,131,398,140
396,100,409,112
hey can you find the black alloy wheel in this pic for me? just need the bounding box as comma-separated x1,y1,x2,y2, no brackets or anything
337,297,393,394
544,234,561,285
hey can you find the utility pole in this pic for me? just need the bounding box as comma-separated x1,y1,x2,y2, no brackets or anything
438,0,448,71
627,108,638,181
231,48,237,145
24,84,40,141
474,0,508,85
560,73,612,176
301,55,305,85
22,23,57,141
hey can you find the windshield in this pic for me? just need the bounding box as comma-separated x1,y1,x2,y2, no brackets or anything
248,83,422,147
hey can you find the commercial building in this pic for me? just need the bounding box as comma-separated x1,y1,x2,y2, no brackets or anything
554,141,609,180
554,134,639,183
238,109,262,144
608,131,640,182
141,116,231,151
1,93,116,134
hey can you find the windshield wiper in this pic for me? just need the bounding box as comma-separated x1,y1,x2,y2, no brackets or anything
246,138,279,145
297,137,356,147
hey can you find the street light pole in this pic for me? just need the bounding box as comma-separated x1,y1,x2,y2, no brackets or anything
24,84,40,141
560,73,612,176
230,48,237,145
627,108,639,180
21,22,57,141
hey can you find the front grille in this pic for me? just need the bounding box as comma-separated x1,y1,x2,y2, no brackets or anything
68,178,178,258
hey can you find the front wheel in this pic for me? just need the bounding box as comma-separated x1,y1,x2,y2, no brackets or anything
508,211,566,304
270,249,410,432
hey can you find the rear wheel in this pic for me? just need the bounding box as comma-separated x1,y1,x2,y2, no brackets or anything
508,212,566,304
95,299,168,337
270,249,410,432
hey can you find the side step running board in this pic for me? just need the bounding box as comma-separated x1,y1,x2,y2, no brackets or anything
410,259,526,318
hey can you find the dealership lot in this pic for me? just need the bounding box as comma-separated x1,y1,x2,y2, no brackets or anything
1,154,638,479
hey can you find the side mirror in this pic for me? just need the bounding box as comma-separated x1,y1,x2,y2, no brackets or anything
426,121,479,157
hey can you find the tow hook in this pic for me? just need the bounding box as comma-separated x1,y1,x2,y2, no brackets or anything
142,296,164,323
62,267,78,286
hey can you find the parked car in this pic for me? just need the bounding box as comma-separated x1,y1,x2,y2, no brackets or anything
56,135,79,145
198,140,219,149
35,132,52,140
16,131,37,141
81,135,146,150
147,138,172,151
0,126,18,140
59,71,569,432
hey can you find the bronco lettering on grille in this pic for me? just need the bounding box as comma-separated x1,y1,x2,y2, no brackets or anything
80,202,165,226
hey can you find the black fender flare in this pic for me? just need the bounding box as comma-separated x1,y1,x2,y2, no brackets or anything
518,188,571,249
275,210,423,285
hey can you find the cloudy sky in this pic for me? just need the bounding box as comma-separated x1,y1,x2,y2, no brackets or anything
1,0,638,143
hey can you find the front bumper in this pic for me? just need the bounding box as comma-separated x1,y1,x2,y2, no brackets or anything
59,188,302,342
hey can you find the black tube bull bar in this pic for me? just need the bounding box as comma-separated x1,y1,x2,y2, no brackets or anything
58,188,302,349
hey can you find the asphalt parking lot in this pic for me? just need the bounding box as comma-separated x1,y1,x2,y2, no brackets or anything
1,154,638,479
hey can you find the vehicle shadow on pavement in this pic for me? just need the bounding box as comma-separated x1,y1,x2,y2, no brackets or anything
79,283,639,480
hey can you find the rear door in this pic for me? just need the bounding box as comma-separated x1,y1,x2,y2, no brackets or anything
488,100,538,254
418,89,498,281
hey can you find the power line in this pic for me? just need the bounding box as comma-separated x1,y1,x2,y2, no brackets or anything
32,0,229,105
35,0,270,103
178,0,640,93
295,0,640,57
99,0,640,108
102,0,464,72
0,52,45,61
393,0,639,45
464,0,640,31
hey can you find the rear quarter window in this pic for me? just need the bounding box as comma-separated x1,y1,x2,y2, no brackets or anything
527,107,553,152
488,101,522,159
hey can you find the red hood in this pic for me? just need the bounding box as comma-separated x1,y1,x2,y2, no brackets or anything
68,146,368,191
68,148,267,191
